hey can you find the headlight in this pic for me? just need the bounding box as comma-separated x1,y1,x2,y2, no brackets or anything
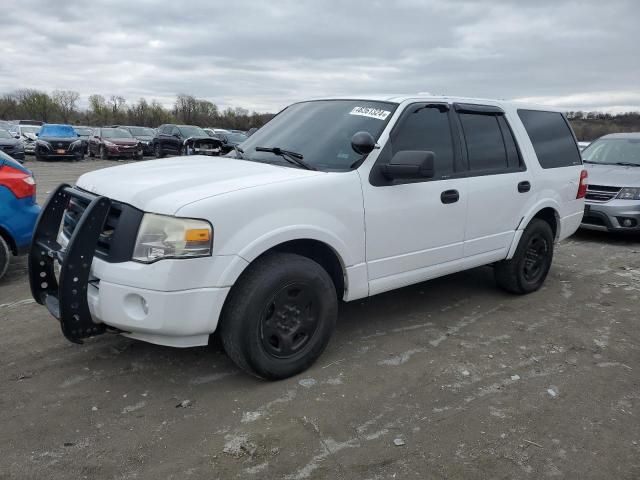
38,140,52,149
616,187,640,200
104,140,116,147
70,140,82,148
132,214,213,263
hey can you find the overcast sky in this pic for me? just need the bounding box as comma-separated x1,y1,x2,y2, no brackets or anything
0,0,638,113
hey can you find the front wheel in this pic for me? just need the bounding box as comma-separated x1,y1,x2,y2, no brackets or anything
154,143,164,158
0,235,10,280
495,218,554,294
99,146,108,160
219,252,338,380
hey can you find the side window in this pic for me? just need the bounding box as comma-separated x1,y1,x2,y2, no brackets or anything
517,109,581,168
458,113,508,172
172,127,181,137
391,106,455,178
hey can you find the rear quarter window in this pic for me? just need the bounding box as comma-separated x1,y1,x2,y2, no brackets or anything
518,110,581,168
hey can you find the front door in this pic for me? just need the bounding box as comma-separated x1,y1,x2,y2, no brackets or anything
362,103,469,296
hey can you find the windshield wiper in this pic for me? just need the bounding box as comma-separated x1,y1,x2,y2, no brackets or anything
615,162,640,167
255,146,316,171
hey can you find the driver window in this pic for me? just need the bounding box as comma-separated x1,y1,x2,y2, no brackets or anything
171,127,181,136
391,107,455,178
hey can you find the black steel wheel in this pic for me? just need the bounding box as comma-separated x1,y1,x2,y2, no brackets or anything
495,218,554,294
219,252,338,380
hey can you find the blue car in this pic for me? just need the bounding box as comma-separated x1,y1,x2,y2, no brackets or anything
0,151,40,279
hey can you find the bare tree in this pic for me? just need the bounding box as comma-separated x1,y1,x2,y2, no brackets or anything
52,90,80,123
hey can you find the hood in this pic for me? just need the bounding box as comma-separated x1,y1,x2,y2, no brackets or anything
584,163,640,187
134,135,154,141
107,138,139,145
22,132,38,141
76,155,322,214
38,136,78,143
0,138,20,147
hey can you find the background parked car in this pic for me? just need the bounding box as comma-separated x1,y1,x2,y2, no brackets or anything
109,125,156,156
88,127,143,160
0,128,25,162
153,124,222,157
214,130,248,154
578,141,591,151
0,151,39,280
16,125,41,155
73,126,93,154
581,132,640,232
35,124,84,161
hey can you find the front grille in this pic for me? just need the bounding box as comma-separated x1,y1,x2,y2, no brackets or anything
582,215,607,227
585,185,621,203
63,193,123,259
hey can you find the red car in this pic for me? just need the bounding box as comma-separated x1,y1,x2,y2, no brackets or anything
88,127,143,160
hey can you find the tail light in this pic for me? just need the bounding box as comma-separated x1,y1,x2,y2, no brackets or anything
0,165,36,199
576,169,588,199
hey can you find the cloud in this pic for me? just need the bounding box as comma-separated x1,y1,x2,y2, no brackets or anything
0,0,638,112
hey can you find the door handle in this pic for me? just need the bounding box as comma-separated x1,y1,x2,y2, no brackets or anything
518,181,531,193
441,189,459,204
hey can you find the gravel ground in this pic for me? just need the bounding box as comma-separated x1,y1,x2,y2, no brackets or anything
1,157,639,479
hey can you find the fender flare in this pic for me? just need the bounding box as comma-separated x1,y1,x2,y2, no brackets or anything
506,199,560,259
216,225,356,289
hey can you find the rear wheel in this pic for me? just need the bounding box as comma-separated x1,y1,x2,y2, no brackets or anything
0,235,10,281
495,218,554,294
219,252,338,380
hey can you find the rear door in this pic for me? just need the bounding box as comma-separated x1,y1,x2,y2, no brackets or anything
453,104,533,257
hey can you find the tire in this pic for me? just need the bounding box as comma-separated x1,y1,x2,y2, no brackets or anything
88,145,94,158
180,145,187,156
154,143,164,158
0,235,10,281
219,252,338,380
99,146,109,160
495,218,554,294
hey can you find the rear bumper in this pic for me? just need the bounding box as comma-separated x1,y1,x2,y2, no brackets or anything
581,201,640,232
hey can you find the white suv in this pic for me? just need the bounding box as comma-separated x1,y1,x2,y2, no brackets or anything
29,95,586,379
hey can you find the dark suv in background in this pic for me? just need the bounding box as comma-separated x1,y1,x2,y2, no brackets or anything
35,124,84,161
153,124,222,157
88,127,143,160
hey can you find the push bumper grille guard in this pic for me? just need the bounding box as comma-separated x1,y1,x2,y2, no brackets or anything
28,184,113,343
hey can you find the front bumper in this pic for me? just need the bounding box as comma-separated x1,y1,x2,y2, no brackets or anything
581,200,640,232
88,281,229,347
29,185,243,346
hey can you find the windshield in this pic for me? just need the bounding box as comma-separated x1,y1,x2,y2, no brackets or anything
102,128,133,139
74,127,92,136
241,100,397,171
128,127,155,136
227,132,248,143
20,126,40,134
582,138,640,166
0,129,13,139
179,126,208,137
39,125,77,138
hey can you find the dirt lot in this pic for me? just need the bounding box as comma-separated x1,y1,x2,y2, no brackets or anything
1,158,639,479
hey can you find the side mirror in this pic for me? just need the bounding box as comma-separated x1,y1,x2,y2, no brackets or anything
15,135,20,139
173,133,181,138
351,131,376,155
380,151,435,180
35,133,39,137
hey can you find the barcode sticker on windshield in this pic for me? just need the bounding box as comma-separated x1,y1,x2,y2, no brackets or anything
349,106,391,120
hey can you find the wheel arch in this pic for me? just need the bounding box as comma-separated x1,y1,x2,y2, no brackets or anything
506,202,560,259
0,225,17,255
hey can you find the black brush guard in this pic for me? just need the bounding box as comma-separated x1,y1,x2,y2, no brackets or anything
28,184,111,343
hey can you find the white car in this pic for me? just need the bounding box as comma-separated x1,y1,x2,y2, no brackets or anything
29,95,586,379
